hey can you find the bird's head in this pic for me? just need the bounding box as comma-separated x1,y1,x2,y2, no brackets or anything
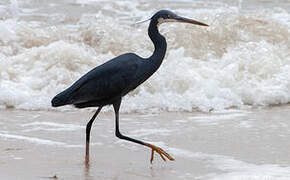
137,10,208,27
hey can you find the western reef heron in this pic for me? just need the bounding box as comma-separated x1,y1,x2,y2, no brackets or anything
51,10,208,164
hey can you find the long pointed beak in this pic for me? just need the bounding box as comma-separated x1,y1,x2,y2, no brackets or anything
175,16,208,26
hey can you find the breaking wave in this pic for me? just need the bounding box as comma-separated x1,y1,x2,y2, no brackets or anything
0,0,289,112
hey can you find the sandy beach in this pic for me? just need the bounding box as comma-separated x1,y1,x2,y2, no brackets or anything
1,106,290,180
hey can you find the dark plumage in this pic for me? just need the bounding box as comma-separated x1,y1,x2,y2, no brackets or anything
52,53,147,108
51,10,208,164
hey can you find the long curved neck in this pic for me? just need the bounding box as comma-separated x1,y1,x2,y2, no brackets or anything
147,20,167,69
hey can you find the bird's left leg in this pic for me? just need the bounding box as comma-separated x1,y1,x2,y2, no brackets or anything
113,99,174,163
85,107,102,163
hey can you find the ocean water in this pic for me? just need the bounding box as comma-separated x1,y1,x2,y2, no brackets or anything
0,0,289,112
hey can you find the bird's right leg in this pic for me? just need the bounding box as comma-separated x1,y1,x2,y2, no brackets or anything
85,107,102,163
113,99,174,163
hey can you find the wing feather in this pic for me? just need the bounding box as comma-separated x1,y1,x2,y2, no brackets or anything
65,53,140,105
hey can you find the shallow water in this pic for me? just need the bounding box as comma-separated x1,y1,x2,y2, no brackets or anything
1,106,290,179
0,0,290,112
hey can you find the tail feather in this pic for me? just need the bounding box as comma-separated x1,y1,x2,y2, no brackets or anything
51,96,67,107
51,90,72,107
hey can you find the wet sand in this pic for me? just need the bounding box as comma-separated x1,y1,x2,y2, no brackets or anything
1,106,290,180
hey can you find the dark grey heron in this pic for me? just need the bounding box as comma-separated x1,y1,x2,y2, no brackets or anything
51,10,208,163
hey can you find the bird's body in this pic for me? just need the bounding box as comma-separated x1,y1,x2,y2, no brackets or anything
52,52,160,108
52,53,146,107
51,10,207,164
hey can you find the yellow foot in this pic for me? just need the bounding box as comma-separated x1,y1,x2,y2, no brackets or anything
145,143,174,163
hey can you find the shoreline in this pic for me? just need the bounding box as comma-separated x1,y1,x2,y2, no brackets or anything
1,105,290,179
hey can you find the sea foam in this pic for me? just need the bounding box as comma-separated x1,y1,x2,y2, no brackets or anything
0,1,289,112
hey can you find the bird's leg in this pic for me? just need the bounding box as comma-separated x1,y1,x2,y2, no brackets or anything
85,107,102,164
113,100,174,163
